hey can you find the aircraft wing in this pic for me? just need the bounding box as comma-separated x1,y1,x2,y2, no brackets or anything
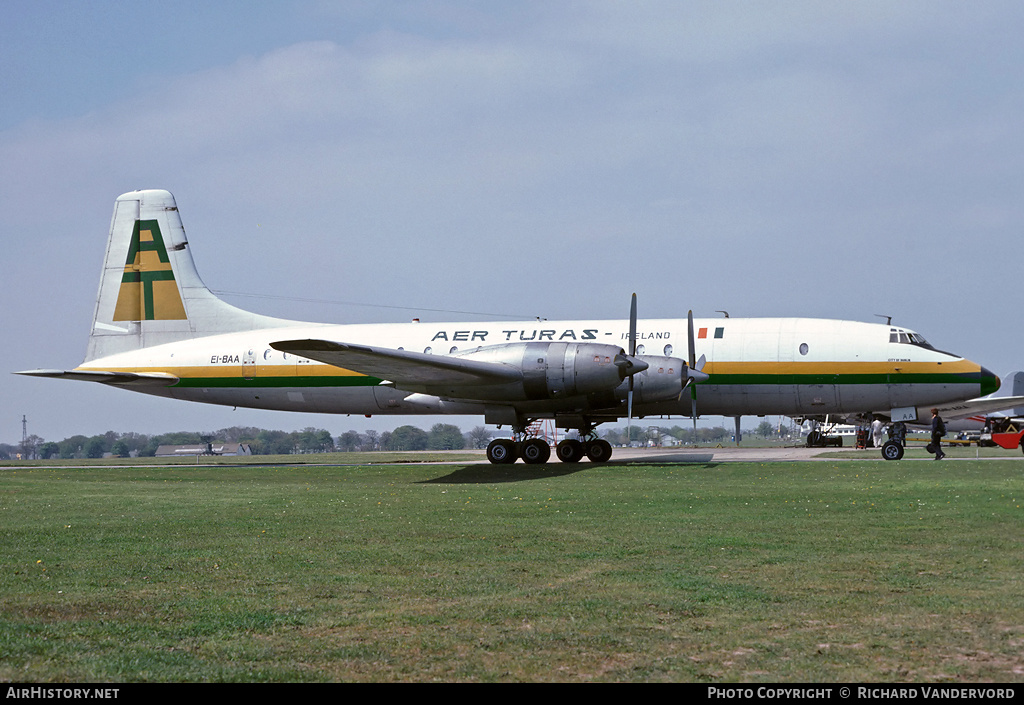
14,369,179,387
270,339,524,387
935,395,1024,420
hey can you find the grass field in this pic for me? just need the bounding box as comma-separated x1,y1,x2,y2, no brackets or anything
1,454,1022,682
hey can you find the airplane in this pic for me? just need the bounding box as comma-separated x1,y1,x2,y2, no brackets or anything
15,189,1017,463
915,371,1024,432
930,371,1024,452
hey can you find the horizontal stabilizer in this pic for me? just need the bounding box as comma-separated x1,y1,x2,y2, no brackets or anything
14,369,179,387
270,339,523,387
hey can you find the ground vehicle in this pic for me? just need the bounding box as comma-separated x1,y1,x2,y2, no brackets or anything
982,418,1024,454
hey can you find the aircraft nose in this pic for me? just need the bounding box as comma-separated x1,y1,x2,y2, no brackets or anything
980,366,1000,396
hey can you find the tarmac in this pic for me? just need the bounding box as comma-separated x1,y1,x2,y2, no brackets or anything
584,445,847,464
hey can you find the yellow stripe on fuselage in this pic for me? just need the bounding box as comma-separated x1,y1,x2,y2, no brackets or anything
74,364,367,379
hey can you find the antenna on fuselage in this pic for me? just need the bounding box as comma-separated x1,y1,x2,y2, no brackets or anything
874,314,893,325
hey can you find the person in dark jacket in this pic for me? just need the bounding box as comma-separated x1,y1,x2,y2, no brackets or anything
931,408,946,460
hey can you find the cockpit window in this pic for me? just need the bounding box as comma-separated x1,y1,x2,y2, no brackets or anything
890,328,935,350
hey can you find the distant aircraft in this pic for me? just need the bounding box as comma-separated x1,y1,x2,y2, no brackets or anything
940,371,1024,430
931,371,1024,453
16,189,1016,463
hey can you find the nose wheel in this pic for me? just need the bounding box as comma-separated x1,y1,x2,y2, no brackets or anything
881,440,905,460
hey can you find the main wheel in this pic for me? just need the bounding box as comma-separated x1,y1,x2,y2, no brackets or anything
585,439,613,463
881,440,904,461
555,439,584,463
520,438,551,464
486,438,518,464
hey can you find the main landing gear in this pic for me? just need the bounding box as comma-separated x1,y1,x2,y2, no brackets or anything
554,436,612,463
485,423,613,465
486,437,551,465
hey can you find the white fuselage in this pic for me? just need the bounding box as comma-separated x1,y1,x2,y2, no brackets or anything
77,316,993,422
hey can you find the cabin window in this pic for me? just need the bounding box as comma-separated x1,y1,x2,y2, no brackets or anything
799,343,809,356
664,344,673,356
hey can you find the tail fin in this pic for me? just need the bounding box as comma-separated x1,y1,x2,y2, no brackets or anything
992,371,1024,418
86,189,293,361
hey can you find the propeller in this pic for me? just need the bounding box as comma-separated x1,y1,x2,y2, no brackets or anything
684,310,709,437
617,293,650,443
628,293,638,420
620,296,709,442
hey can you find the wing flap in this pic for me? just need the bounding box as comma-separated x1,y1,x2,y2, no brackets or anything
270,339,523,387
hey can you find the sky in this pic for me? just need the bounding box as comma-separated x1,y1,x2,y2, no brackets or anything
3,1,1023,445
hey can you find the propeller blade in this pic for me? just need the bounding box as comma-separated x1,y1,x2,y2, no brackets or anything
687,310,696,369
627,293,638,423
629,294,638,357
688,310,700,433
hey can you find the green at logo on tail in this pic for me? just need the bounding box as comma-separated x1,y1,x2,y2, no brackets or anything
112,219,187,321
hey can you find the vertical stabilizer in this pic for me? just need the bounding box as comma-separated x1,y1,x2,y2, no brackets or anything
996,371,1024,417
86,189,294,361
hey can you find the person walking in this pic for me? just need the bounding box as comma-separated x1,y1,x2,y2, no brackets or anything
871,417,885,448
931,408,946,460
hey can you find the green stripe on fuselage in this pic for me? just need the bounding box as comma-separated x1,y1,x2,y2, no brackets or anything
171,375,384,388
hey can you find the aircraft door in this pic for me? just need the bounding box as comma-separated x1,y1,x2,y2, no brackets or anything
243,349,257,380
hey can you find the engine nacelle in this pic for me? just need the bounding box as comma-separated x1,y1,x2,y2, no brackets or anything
615,355,687,404
449,341,637,401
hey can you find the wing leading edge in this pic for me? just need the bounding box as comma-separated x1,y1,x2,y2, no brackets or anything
269,339,524,388
931,395,1024,420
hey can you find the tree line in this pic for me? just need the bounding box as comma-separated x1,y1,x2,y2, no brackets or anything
3,419,795,460
605,420,796,446
3,423,479,460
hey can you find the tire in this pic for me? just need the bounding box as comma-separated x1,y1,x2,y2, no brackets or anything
555,439,584,463
585,439,613,463
486,439,518,464
881,440,904,461
520,438,551,465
